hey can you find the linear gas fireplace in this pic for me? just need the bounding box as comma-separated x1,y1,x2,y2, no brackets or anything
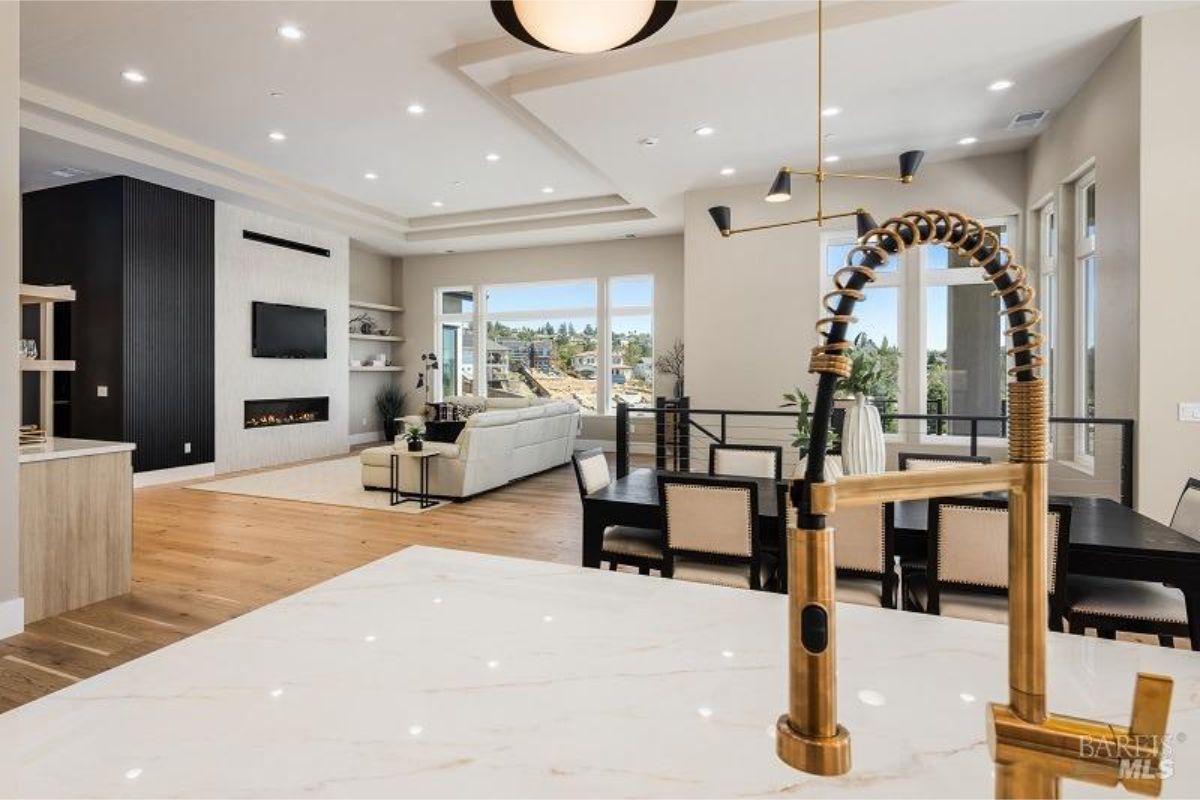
244,396,330,429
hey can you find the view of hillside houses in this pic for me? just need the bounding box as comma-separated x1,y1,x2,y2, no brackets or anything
457,322,653,413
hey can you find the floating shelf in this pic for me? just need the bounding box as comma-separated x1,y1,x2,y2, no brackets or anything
350,333,404,342
20,359,76,373
350,365,405,373
20,284,77,304
350,300,404,314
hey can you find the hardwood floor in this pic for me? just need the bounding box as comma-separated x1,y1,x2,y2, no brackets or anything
0,457,586,712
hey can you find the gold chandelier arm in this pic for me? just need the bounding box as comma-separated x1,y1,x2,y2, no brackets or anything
722,208,861,237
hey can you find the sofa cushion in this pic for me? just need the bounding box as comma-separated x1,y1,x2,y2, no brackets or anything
464,409,523,428
485,397,531,410
516,405,547,421
361,442,460,467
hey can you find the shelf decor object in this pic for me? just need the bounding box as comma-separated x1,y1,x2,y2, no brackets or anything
18,283,76,437
714,149,1177,795
491,0,676,54
706,0,923,240
348,300,404,378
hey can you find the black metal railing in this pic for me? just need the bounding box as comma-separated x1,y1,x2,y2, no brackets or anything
614,400,1136,507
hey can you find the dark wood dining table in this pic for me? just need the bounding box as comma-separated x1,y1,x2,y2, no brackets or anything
581,468,784,569
893,495,1200,646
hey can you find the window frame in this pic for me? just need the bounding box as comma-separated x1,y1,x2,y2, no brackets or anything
433,275,654,416
1073,170,1098,471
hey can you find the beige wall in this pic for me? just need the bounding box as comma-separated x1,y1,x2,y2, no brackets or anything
348,246,402,440
683,152,1027,410
400,235,684,441
1025,24,1140,503
1,2,19,628
1138,7,1200,522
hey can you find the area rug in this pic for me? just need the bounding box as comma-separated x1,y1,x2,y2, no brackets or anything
187,455,446,514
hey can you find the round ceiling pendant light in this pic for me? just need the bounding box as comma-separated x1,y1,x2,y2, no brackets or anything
491,0,677,54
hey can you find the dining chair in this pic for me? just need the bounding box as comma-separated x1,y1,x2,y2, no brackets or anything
898,452,993,471
708,443,783,481
658,474,773,590
1170,477,1200,542
1064,577,1190,648
830,502,897,608
571,448,663,575
905,497,1071,628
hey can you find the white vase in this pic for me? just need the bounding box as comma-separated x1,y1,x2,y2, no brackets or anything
841,393,885,475
793,454,844,481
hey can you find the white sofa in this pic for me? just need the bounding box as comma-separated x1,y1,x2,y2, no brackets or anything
360,397,581,499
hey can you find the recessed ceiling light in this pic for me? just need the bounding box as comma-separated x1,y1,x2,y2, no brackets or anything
432,200,444,208
638,136,659,148
268,90,284,99
406,103,425,115
121,70,146,84
364,172,378,180
277,24,305,40
720,167,736,176
541,186,554,194
988,79,1015,92
485,153,501,163
623,233,637,239
443,250,456,254
268,131,287,142
823,155,841,163
693,125,715,137
821,106,841,117
958,136,978,145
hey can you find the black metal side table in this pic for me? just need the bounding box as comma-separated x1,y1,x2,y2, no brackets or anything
390,450,441,509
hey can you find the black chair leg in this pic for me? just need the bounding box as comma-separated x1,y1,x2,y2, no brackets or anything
1048,615,1063,633
1067,617,1086,636
608,561,618,571
1158,634,1176,648
1098,628,1116,640
639,566,649,576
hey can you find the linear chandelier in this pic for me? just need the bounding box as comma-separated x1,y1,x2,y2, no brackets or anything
708,0,924,238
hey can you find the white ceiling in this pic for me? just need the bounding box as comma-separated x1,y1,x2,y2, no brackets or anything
18,0,1178,255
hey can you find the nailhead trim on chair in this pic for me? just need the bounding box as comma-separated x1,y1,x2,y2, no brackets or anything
663,484,753,556
935,504,1062,592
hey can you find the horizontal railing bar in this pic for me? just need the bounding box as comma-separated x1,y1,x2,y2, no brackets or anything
631,407,1132,426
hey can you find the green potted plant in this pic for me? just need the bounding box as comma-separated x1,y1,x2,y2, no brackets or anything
781,387,842,479
402,425,425,452
375,385,407,441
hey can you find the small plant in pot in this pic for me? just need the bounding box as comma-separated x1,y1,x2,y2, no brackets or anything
403,425,425,452
781,387,843,480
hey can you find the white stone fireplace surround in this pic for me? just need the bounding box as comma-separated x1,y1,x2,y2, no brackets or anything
214,203,349,473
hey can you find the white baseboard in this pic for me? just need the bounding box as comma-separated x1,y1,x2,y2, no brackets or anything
134,462,217,488
350,430,386,447
0,597,24,639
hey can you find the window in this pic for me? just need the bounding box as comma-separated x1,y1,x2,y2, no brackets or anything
608,276,654,409
1074,172,1097,465
924,221,1012,437
483,280,598,413
1038,203,1058,422
821,237,902,429
434,276,653,415
436,289,476,397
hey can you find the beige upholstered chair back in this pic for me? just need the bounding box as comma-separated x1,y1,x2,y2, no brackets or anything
935,504,1064,593
1171,480,1200,542
662,483,754,557
710,446,781,480
831,504,886,574
572,449,611,496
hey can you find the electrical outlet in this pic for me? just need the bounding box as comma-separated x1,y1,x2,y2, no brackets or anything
1180,402,1200,422
184,442,192,454
97,385,108,398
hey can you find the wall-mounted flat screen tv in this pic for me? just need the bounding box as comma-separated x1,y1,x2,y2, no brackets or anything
252,301,327,359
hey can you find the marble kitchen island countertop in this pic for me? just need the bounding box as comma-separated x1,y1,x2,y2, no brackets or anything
1,546,1198,798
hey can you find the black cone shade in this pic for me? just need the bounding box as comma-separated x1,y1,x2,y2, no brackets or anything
855,210,878,239
765,168,792,203
899,150,925,182
708,205,732,236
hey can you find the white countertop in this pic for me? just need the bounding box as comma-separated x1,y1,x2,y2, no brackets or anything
18,436,136,464
0,546,1197,798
